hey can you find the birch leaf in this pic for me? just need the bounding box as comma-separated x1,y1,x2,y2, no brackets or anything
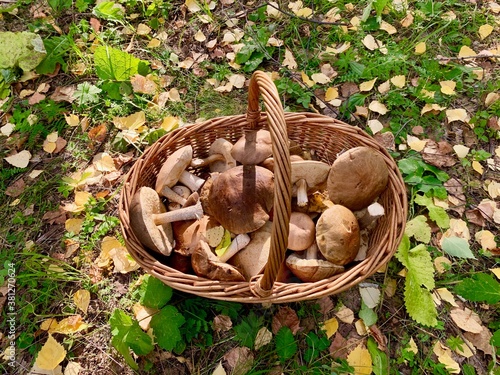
74,289,91,314
478,24,494,40
414,42,426,55
35,334,67,370
346,343,372,375
4,150,32,168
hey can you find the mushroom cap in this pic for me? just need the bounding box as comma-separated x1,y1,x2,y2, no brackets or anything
208,165,274,234
288,212,316,251
291,160,330,189
155,145,193,193
129,187,174,256
286,253,344,282
209,138,236,172
316,205,360,265
191,240,245,281
231,129,272,165
228,221,272,280
172,215,220,256
327,146,389,211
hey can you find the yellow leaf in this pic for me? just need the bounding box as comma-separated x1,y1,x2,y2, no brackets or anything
136,23,151,35
194,30,206,42
368,100,388,115
228,74,246,89
486,181,500,199
414,41,426,55
147,38,161,48
433,342,460,374
52,315,88,334
65,218,84,234
347,343,372,375
311,73,331,84
266,1,281,17
446,108,469,123
296,7,313,17
74,289,91,314
401,12,414,27
367,119,384,134
254,327,273,350
458,45,476,58
359,78,377,92
484,92,500,107
43,140,57,154
380,20,397,34
391,75,406,88
133,303,158,331
4,150,32,168
212,362,227,375
325,87,339,101
478,24,494,40
65,114,80,127
75,191,92,208
113,111,146,131
475,230,497,250
440,80,456,95
407,135,428,151
301,71,315,87
161,116,179,132
321,317,339,338
354,319,368,336
377,80,390,94
472,160,484,175
185,0,201,12
491,268,500,279
40,318,59,332
453,145,470,158
35,334,67,370
93,152,117,172
335,305,354,323
434,288,458,307
407,337,418,354
168,88,181,102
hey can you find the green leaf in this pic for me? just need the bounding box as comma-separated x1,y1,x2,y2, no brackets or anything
234,312,263,349
150,305,186,351
367,337,388,375
36,35,71,74
92,1,125,22
94,45,149,81
73,82,102,105
454,273,500,304
462,364,477,375
404,272,438,327
0,32,46,71
405,215,431,243
359,301,377,327
139,275,173,309
275,327,297,363
441,237,476,259
491,329,500,347
396,243,435,290
304,332,329,362
109,309,154,369
414,194,450,229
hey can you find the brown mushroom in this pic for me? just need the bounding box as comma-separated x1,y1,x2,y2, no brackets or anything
291,160,330,207
191,138,236,173
191,240,245,281
315,205,360,265
327,147,389,211
286,243,344,282
129,187,204,256
155,146,205,204
167,185,192,211
288,212,316,251
207,165,274,234
261,154,304,172
231,129,272,165
172,215,220,256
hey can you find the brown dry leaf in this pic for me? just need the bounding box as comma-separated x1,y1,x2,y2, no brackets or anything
377,80,390,94
384,278,397,297
42,207,67,225
464,326,494,356
450,307,483,333
5,179,26,198
422,140,457,168
98,236,139,273
346,343,372,375
185,0,201,12
472,160,484,175
433,341,460,374
64,361,82,375
194,30,206,42
4,150,32,168
160,116,179,132
51,86,76,103
35,334,67,370
65,114,80,127
271,306,300,335
254,327,273,350
484,92,500,107
29,91,46,105
148,38,161,48
212,362,227,375
223,347,254,375
93,152,117,172
213,314,232,332
421,103,446,115
88,124,108,143
453,145,470,158
65,218,83,234
362,34,381,51
368,325,387,351
131,74,158,94
311,73,331,84
73,290,90,314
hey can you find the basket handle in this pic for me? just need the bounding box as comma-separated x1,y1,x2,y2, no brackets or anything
246,71,292,297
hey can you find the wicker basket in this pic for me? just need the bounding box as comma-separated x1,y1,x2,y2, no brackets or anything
118,71,407,303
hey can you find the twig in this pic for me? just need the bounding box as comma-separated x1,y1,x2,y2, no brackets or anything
436,54,500,60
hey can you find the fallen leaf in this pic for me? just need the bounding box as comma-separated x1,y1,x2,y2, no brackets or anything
478,24,494,40
346,343,372,375
368,100,388,115
147,38,161,48
272,306,300,335
35,334,67,370
367,119,384,134
161,116,179,132
52,315,88,334
5,179,26,198
321,317,339,339
88,124,108,143
484,92,500,107
359,78,377,92
62,191,92,213
185,0,201,12
325,87,339,101
453,145,470,158
434,256,452,273
73,290,90,314
133,303,158,331
131,74,158,94
194,30,206,42
458,45,476,58
64,361,82,375
446,108,469,123
475,230,497,250
491,268,500,279
380,21,397,34
283,49,297,69
254,327,272,350
93,152,117,172
406,135,427,151
433,341,460,374
4,150,32,168
113,111,146,131
450,307,483,333
414,41,426,55
472,160,484,175
434,288,458,307
421,103,446,115
213,314,233,332
212,362,227,375
223,347,254,375
440,81,456,95
311,72,330,84
362,34,382,51
401,12,414,27
463,326,494,356
359,284,380,308
65,218,83,234
29,364,63,375
301,71,315,87
377,80,390,94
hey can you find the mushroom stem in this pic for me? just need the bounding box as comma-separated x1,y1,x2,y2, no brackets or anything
191,154,225,168
295,179,309,207
355,202,385,229
218,233,251,262
154,200,203,224
179,170,205,192
305,243,319,260
159,185,188,205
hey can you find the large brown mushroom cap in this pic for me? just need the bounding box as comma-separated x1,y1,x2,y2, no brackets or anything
316,205,360,265
288,212,316,251
327,146,389,211
208,165,274,234
231,129,272,165
286,253,344,282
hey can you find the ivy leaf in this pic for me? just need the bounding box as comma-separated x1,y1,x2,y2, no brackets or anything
405,215,431,243
150,305,185,351
275,327,297,363
94,45,149,81
414,194,450,229
441,237,476,259
139,275,173,309
454,273,500,304
36,35,71,74
367,337,388,375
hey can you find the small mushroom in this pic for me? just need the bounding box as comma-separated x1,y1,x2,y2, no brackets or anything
316,205,360,265
231,129,272,165
208,165,274,234
291,160,330,207
155,145,205,204
191,240,245,281
191,138,236,173
354,201,385,229
286,243,344,282
327,147,389,211
287,212,316,251
261,154,303,172
167,185,192,211
130,187,204,256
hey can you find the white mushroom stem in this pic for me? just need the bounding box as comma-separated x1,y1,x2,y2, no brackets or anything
305,243,319,260
191,154,225,168
355,202,385,229
168,186,192,210
218,233,251,262
153,200,203,224
179,170,205,192
158,185,187,205
295,179,309,207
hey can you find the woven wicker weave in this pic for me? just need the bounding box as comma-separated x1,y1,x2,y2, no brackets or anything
118,71,407,303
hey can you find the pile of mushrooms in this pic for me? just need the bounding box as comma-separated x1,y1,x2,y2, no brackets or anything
130,130,390,284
